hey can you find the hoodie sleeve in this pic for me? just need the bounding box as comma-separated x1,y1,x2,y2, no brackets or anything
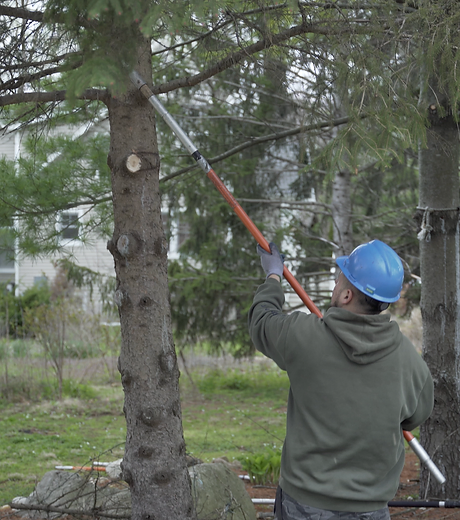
248,279,292,370
401,368,434,431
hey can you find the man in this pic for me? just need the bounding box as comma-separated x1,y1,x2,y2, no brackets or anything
248,239,434,520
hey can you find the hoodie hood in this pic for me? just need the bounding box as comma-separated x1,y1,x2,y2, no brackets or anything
323,307,402,364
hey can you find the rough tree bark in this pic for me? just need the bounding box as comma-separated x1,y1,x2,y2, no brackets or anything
106,35,196,520
331,168,354,256
417,89,460,498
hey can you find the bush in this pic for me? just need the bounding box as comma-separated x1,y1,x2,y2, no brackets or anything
240,447,282,485
65,341,98,359
43,379,97,400
197,369,252,394
12,339,31,358
0,282,51,338
0,373,49,403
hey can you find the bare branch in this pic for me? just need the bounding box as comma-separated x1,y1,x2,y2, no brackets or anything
151,2,293,56
1,52,81,73
160,115,356,183
0,5,44,22
0,3,93,27
0,88,110,106
1,61,83,92
153,20,366,95
152,19,235,56
237,198,331,209
0,195,112,218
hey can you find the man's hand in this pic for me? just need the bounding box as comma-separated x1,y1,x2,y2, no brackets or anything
257,242,285,280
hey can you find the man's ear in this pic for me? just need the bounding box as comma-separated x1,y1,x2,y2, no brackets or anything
339,288,354,306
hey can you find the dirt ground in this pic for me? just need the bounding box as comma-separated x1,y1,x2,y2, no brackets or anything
0,452,457,520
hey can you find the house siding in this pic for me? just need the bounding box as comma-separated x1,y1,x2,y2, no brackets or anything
0,132,16,160
17,237,114,312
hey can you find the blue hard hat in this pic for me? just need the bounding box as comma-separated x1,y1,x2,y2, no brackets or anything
335,240,404,303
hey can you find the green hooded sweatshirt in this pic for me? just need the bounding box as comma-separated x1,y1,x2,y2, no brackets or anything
248,279,433,513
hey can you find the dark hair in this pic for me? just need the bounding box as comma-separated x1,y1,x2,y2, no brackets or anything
341,276,389,314
362,294,389,314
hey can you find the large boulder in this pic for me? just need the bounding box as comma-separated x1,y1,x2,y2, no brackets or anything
13,470,130,519
13,462,256,520
190,463,256,520
13,470,97,519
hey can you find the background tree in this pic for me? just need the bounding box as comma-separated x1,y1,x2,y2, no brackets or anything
414,1,460,498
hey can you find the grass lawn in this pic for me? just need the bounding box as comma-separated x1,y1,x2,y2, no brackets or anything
0,357,289,506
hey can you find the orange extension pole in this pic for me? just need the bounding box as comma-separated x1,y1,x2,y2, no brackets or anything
130,71,446,484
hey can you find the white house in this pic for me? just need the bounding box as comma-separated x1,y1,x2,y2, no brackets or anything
0,127,113,310
0,125,184,313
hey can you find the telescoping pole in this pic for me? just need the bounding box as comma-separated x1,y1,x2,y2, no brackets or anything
130,71,446,485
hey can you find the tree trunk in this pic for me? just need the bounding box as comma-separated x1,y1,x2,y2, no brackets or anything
417,90,460,498
106,34,196,520
331,168,354,255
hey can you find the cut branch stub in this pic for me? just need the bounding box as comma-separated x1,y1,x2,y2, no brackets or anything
114,288,130,308
159,351,176,373
140,407,166,428
125,153,142,173
117,233,140,257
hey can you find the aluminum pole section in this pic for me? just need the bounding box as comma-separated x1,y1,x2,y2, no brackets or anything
403,430,446,484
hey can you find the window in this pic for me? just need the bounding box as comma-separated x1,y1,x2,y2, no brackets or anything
59,211,80,240
34,276,48,287
0,227,15,271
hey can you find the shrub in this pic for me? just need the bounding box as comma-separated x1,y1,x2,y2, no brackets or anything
197,369,252,394
42,378,97,400
240,447,282,485
0,282,51,338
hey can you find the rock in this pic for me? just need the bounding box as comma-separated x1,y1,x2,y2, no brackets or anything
186,454,203,467
13,463,256,520
93,486,131,517
190,463,256,519
212,457,242,471
15,470,96,519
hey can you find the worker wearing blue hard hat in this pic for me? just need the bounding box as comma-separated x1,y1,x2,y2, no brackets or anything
249,239,433,520
336,239,405,304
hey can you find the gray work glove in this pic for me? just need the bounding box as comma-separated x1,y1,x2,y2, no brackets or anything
257,242,285,279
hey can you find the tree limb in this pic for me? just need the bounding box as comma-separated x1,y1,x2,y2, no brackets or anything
160,115,356,183
0,4,93,27
0,52,81,72
0,88,110,106
152,21,368,95
237,198,331,209
0,5,44,22
1,61,83,92
152,2,298,57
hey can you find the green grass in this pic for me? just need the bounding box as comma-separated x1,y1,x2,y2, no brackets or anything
0,358,289,506
0,384,126,504
182,367,289,462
